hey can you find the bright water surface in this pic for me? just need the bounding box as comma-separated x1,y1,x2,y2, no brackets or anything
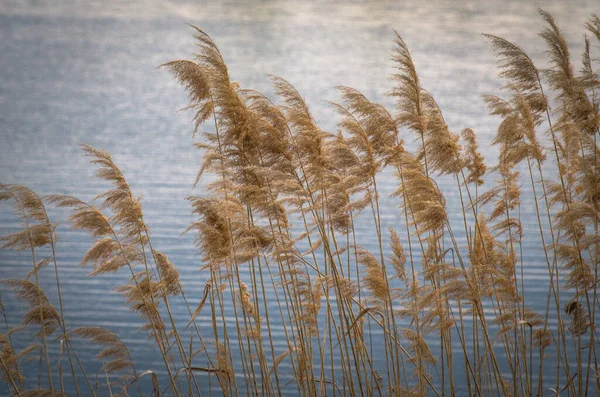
0,0,598,395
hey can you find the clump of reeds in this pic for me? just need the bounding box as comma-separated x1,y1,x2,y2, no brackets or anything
0,8,599,397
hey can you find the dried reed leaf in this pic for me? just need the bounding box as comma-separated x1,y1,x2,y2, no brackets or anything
184,283,211,331
267,347,295,379
127,369,159,396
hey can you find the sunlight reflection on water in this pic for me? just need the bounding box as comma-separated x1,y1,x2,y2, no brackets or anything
0,0,596,394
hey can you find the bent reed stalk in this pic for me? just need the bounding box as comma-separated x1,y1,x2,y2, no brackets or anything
0,9,599,397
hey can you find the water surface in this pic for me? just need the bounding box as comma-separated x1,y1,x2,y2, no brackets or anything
0,0,597,394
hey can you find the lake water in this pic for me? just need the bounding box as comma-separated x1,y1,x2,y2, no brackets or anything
0,0,597,395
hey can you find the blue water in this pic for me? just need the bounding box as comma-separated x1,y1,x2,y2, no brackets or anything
0,1,597,395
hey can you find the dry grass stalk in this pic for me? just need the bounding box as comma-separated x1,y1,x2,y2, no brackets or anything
1,10,600,397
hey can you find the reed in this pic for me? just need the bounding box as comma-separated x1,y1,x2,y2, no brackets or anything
1,9,599,397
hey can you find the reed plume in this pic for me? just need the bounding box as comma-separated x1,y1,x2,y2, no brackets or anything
2,10,600,397
69,326,137,389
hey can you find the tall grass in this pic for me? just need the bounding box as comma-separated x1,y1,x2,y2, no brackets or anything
1,9,599,396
